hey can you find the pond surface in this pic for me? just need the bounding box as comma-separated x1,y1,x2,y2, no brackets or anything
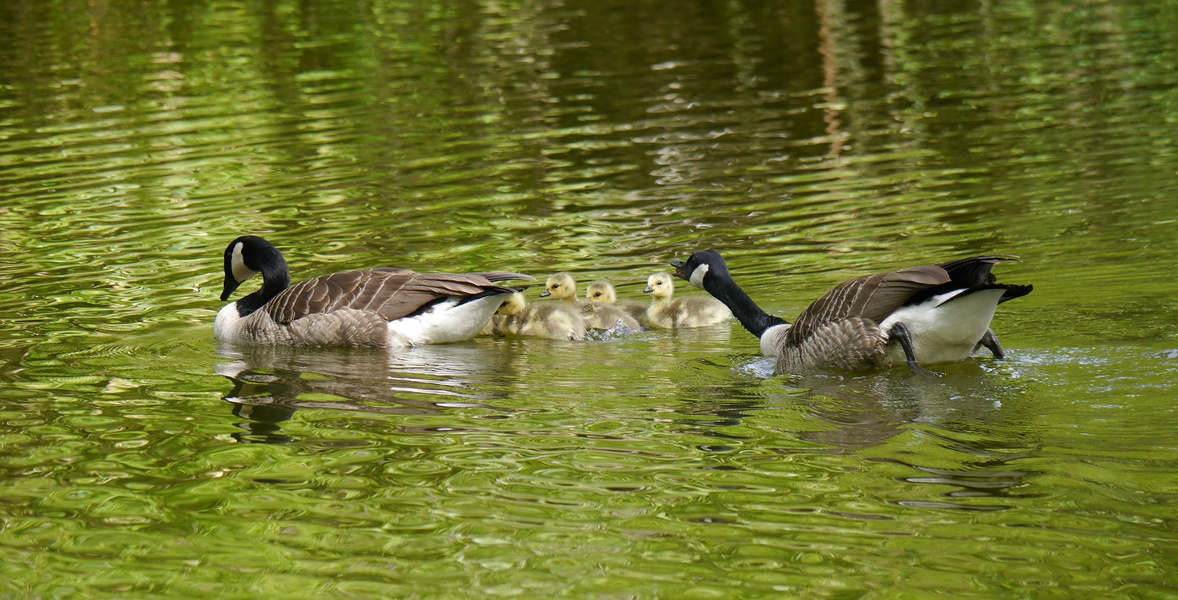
3,0,1178,597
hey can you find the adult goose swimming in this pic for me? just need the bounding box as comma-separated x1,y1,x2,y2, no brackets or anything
670,250,1032,374
214,236,532,347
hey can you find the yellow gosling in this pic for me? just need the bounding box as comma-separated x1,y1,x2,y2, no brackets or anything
643,272,732,329
482,292,587,341
542,272,642,331
585,280,650,328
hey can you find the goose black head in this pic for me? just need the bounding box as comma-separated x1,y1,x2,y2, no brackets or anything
670,249,729,291
220,236,288,301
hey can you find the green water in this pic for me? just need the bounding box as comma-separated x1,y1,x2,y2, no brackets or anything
2,0,1178,597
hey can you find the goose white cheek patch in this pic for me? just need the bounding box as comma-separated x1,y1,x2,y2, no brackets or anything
231,242,257,283
688,263,709,289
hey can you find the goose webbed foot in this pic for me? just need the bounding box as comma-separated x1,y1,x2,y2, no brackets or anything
974,328,1006,360
889,322,942,377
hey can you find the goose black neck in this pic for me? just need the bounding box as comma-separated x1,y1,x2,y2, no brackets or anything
236,257,290,317
702,272,788,339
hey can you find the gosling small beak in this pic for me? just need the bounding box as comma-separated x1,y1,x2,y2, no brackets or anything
642,286,654,294
539,289,551,298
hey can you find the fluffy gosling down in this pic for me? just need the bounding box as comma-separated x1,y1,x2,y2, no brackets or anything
214,236,531,347
642,272,732,329
481,292,588,341
670,250,1032,374
585,280,650,328
540,272,642,331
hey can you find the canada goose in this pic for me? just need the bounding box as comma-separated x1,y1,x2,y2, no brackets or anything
483,292,588,341
670,250,1032,374
215,236,531,347
540,272,643,331
585,280,651,327
642,272,733,329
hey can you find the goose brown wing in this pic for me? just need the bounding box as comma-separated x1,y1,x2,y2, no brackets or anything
784,265,949,347
903,255,1023,305
470,271,534,283
264,269,528,324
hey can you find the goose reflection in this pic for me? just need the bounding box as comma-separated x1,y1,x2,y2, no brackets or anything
660,348,1039,508
779,360,1042,509
215,342,514,443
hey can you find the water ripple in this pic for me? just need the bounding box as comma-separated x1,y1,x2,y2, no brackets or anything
3,0,1178,595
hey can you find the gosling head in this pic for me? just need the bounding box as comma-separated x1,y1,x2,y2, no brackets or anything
497,292,527,316
585,280,618,304
670,249,728,291
540,272,578,301
221,236,288,301
643,272,675,299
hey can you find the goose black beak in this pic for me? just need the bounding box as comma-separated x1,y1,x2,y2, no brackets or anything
220,273,241,302
539,289,551,298
642,286,654,294
669,258,687,280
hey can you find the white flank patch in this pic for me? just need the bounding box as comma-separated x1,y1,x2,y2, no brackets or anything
879,288,1006,365
760,323,790,357
213,302,244,343
231,242,257,283
387,295,505,346
688,263,710,290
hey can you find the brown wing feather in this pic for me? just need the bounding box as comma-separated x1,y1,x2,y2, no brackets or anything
264,269,525,324
784,265,949,347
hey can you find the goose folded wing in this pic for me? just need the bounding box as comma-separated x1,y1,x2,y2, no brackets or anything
785,265,949,346
466,271,533,283
264,269,528,324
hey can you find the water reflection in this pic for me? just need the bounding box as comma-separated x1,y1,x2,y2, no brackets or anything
216,343,513,443
642,344,1043,509
779,360,1042,509
2,0,1177,593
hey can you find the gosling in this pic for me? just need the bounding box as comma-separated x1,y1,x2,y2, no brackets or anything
482,292,587,341
643,272,732,329
585,280,651,328
541,273,643,331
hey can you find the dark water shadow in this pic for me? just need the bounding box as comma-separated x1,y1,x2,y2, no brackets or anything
215,342,515,443
756,356,1045,509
